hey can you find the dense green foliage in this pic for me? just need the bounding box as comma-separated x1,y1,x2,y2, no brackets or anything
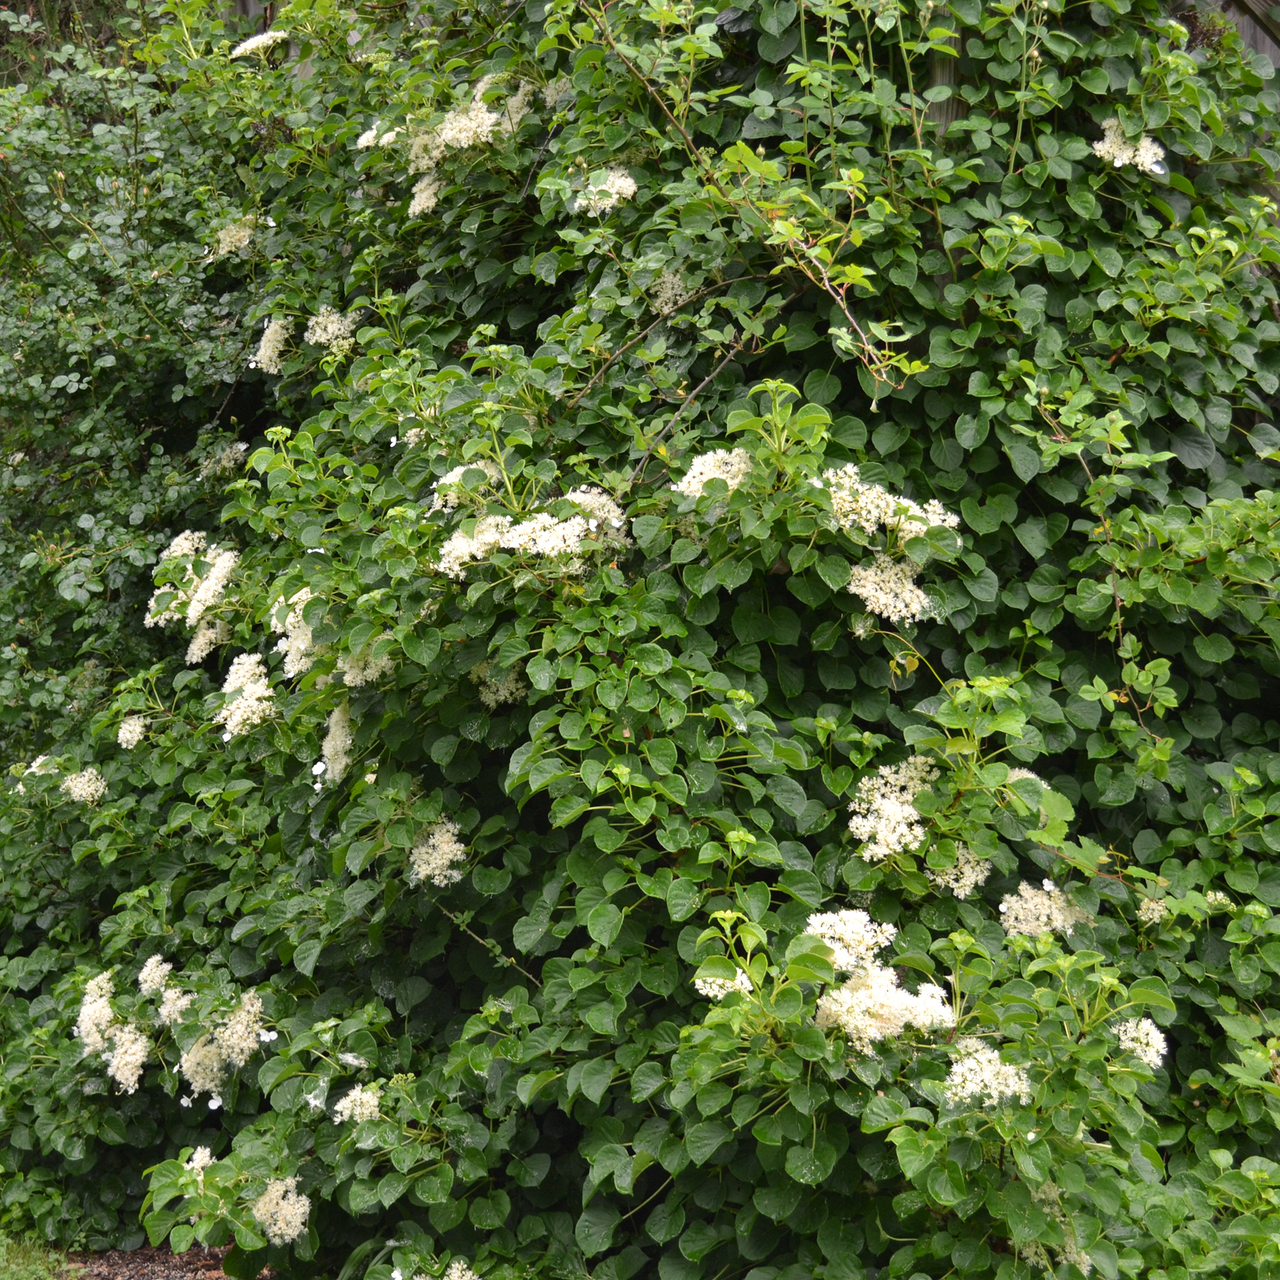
4,0,1280,1279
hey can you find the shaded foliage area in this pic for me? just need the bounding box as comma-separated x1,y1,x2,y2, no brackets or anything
3,4,1280,1280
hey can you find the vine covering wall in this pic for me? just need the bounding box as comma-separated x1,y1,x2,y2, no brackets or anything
2,0,1280,1278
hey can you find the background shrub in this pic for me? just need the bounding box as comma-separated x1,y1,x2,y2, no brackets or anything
3,0,1280,1279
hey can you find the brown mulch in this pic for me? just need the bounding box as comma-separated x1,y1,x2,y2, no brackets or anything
67,1246,270,1280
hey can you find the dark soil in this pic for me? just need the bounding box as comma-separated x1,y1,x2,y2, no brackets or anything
67,1246,265,1280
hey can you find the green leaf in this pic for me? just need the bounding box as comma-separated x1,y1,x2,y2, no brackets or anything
587,902,623,946
784,1141,837,1185
685,1120,731,1165
401,628,441,667
576,1202,621,1257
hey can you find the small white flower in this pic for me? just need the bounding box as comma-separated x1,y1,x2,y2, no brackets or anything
213,653,275,739
693,969,752,1000
304,306,357,358
1092,116,1166,175
925,843,992,900
999,880,1093,938
577,166,638,216
250,317,293,375
230,29,289,57
1137,896,1168,926
334,1084,382,1124
60,767,108,806
208,1095,223,1110
252,1177,311,1245
1115,1016,1166,1070
804,910,895,972
137,956,173,996
408,820,469,887
847,756,938,863
943,1042,1032,1107
670,448,753,498
815,965,953,1056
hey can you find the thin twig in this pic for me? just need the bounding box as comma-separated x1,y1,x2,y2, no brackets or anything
628,338,750,486
566,277,770,411
628,284,806,484
440,906,542,986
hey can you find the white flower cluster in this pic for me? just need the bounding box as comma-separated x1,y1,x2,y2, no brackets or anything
60,767,107,805
231,29,289,57
356,120,400,148
74,972,152,1093
428,460,502,513
1093,117,1166,174
213,216,255,258
159,986,195,1024
214,654,275,740
816,964,953,1056
188,618,231,665
252,1177,311,1245
847,552,936,624
804,909,896,972
925,844,992,900
1137,896,1168,926
117,716,149,750
333,1084,382,1124
184,1146,215,1190
408,175,442,217
541,77,574,110
138,956,194,1024
443,1261,481,1280
1206,890,1232,909
199,441,249,478
1031,1182,1095,1277
273,588,315,678
999,879,1093,937
319,702,353,783
651,269,692,314
847,755,938,863
405,77,534,217
337,637,395,687
810,467,957,625
105,1024,151,1094
13,753,53,796
436,491,629,579
180,1037,226,1096
77,972,116,1055
820,464,959,539
577,167,638,216
469,660,528,709
1115,1016,1166,1069
214,991,267,1069
943,1039,1032,1107
304,306,357,359
693,969,752,1000
670,448,753,499
250,317,293,375
409,819,468,887
145,530,239,629
138,956,172,996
